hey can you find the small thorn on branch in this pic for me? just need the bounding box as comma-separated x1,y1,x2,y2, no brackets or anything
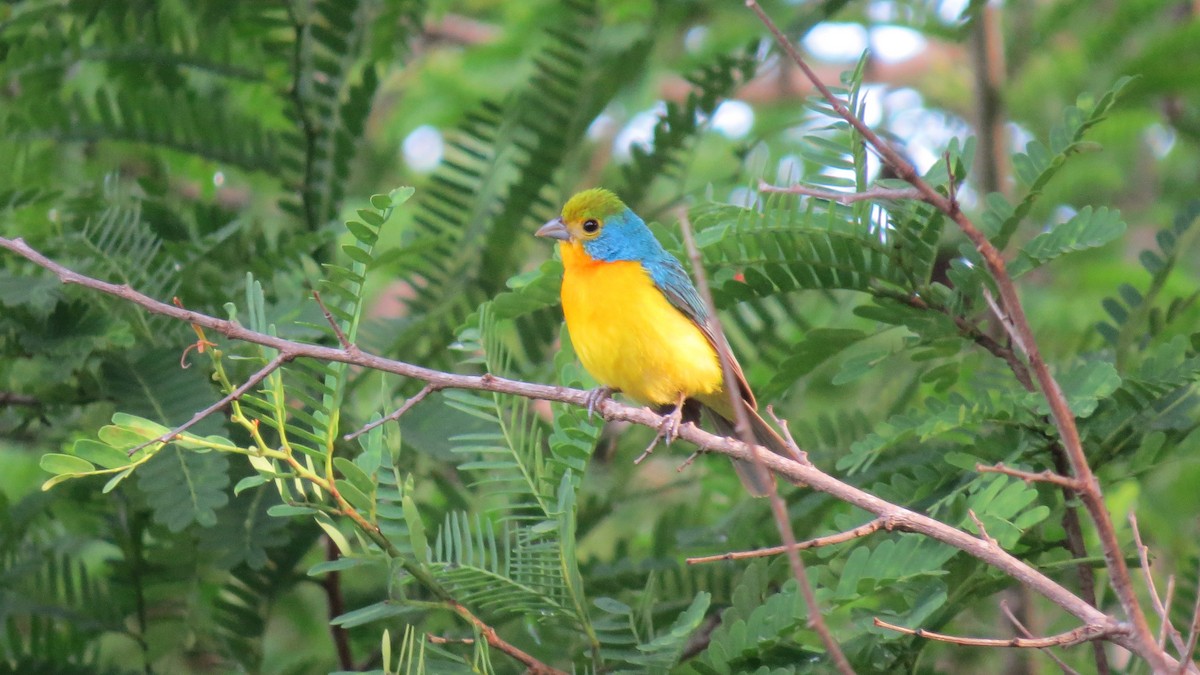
976,462,1083,490
345,383,440,441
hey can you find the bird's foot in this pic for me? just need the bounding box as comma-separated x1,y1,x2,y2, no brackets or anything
584,386,614,419
657,403,685,445
634,396,687,465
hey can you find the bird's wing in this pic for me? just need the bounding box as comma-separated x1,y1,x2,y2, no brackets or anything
645,256,757,409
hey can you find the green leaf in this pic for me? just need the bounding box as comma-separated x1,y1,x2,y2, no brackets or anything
70,440,132,469
403,493,428,562
136,447,230,532
388,186,415,206
40,453,96,476
332,600,411,628
234,475,267,495
1033,361,1121,418
1011,206,1126,276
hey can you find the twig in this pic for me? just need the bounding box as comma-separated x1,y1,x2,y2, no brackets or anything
1000,599,1082,675
427,634,475,645
125,352,290,456
676,449,701,472
323,535,354,670
758,180,924,205
744,2,1166,669
448,601,566,675
5,235,1195,672
344,383,439,441
313,290,354,350
873,617,1123,649
888,292,1035,391
687,517,895,565
968,0,1009,199
1129,512,1188,655
766,405,810,465
1052,444,1111,675
678,211,855,675
0,392,39,407
977,462,1083,491
1179,559,1200,674
1162,576,1177,650
968,509,998,547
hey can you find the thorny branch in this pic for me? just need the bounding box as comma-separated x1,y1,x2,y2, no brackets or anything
4,235,1196,672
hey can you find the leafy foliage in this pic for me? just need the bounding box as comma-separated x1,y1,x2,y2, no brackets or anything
4,2,1200,674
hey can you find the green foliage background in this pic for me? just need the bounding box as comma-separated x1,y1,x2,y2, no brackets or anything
2,0,1200,673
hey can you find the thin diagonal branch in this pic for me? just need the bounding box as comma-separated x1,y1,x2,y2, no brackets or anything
344,383,439,441
125,352,290,457
744,2,1164,669
448,602,566,675
977,462,1083,491
873,617,1123,649
1179,560,1200,674
1001,600,1081,675
758,180,924,204
678,211,855,675
313,290,354,350
323,535,354,670
1129,512,1188,655
687,517,896,565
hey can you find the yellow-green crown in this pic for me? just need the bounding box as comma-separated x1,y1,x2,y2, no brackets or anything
561,188,627,223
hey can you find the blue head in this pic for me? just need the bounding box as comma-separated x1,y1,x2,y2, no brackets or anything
534,188,669,263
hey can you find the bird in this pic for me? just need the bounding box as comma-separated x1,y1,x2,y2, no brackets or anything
535,187,794,496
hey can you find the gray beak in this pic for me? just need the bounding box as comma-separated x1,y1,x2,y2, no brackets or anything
535,218,571,241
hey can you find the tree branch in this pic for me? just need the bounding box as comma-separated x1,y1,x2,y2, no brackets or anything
323,535,354,670
1129,512,1188,655
3,234,1195,672
1001,599,1081,675
743,1,1166,669
758,180,925,204
874,617,1122,649
678,211,854,674
124,352,291,457
686,517,897,565
976,462,1083,491
449,601,567,675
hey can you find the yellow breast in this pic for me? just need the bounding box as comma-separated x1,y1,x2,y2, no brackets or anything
558,241,724,406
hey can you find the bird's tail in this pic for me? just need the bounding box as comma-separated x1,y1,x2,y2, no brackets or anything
703,402,796,497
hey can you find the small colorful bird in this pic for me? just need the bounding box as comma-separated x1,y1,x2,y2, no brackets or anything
536,188,792,495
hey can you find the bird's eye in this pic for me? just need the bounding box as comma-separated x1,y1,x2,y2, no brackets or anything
582,219,599,234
